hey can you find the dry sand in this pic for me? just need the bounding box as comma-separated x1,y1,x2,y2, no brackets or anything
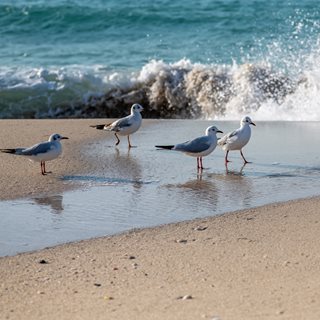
0,120,320,319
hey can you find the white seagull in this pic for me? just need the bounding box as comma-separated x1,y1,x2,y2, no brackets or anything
155,125,223,170
218,116,256,164
0,133,69,175
91,103,144,148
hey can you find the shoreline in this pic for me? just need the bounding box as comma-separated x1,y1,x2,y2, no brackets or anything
1,196,320,319
1,119,320,319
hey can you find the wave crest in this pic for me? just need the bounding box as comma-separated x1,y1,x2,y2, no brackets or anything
0,59,310,120
72,59,300,120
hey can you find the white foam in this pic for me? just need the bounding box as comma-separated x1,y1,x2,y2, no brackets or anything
1,47,320,120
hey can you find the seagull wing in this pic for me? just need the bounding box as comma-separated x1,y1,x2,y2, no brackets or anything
106,115,133,132
218,129,240,146
175,136,211,153
21,141,53,156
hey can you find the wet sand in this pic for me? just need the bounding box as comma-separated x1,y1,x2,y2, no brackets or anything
1,197,320,319
1,119,320,319
0,119,116,200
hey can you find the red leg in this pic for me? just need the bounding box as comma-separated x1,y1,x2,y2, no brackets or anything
225,150,230,164
197,157,204,171
127,135,132,148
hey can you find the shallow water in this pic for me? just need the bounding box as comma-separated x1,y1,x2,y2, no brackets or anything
1,120,320,256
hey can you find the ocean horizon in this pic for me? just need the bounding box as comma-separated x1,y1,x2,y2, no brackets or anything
1,0,320,120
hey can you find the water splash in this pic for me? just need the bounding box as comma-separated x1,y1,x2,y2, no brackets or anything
1,43,320,120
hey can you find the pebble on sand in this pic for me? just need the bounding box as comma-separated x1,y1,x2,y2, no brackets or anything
177,295,193,300
38,259,48,264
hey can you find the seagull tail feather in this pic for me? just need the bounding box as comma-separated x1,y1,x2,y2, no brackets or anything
155,145,175,150
0,148,17,154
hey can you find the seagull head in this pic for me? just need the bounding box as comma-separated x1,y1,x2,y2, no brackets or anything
49,133,69,142
131,104,144,114
241,116,256,127
206,126,223,136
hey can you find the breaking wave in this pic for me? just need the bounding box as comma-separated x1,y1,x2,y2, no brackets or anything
0,54,320,120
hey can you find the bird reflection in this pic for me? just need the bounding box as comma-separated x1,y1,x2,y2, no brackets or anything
197,171,203,180
225,163,247,176
220,163,253,207
62,148,144,190
113,148,142,189
33,194,64,213
171,176,219,210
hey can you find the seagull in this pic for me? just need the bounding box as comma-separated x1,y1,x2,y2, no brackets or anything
155,125,223,170
218,116,256,164
91,103,143,148
0,133,69,175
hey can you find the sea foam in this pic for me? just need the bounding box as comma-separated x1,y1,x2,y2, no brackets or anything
0,54,319,120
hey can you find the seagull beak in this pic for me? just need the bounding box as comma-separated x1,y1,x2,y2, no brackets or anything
250,122,256,126
61,137,69,140
217,130,223,133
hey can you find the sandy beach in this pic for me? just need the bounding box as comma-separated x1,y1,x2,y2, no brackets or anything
1,197,320,320
0,119,117,200
1,120,320,319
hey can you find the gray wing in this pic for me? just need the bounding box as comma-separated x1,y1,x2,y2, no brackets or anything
21,141,52,156
218,129,239,145
175,136,210,153
227,129,239,138
108,115,132,131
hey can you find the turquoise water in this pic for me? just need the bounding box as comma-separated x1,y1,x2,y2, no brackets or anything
2,0,316,67
1,0,320,119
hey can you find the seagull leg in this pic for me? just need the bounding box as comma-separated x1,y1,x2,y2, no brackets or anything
199,157,204,170
43,162,52,174
225,150,231,164
197,157,204,171
128,135,132,148
225,162,229,174
240,150,251,164
41,161,46,175
127,135,137,148
115,133,120,146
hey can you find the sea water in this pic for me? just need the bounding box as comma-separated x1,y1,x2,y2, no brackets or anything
1,120,320,256
1,0,320,119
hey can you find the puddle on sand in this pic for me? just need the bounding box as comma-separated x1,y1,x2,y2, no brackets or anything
2,121,320,256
